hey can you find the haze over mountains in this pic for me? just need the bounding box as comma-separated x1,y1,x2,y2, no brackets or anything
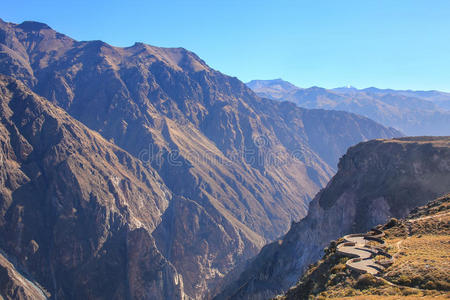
247,79,450,136
0,19,402,299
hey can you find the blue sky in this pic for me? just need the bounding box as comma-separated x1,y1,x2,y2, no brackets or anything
3,0,450,91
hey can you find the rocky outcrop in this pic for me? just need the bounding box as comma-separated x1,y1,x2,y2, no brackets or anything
0,252,48,300
0,18,403,299
216,137,450,299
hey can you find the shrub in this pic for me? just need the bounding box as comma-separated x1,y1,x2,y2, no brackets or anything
339,257,349,264
356,273,380,289
436,280,450,291
410,274,425,286
424,280,437,290
331,263,346,274
396,275,412,285
384,217,399,229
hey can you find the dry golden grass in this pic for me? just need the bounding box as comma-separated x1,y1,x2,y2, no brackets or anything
381,211,450,291
380,137,450,148
314,278,449,299
384,234,450,290
328,295,450,300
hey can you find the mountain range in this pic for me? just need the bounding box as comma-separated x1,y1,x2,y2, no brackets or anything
0,19,401,299
247,79,450,136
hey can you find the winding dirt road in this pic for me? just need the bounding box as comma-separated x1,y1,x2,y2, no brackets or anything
336,230,389,275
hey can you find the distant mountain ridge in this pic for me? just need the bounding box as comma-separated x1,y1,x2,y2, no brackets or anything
246,79,299,99
247,79,450,136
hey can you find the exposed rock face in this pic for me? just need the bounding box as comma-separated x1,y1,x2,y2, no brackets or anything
0,76,184,299
247,79,450,136
217,137,450,299
246,79,299,100
0,19,400,299
0,252,48,300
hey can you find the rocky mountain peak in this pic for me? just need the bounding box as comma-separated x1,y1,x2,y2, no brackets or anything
17,21,52,31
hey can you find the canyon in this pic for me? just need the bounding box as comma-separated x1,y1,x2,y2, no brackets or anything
4,18,445,300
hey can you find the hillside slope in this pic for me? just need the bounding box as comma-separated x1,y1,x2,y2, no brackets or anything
278,193,450,299
216,137,450,299
247,79,450,136
0,75,188,299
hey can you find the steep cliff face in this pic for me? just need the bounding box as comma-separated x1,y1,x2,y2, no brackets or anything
0,76,185,299
0,19,401,299
217,137,450,299
0,252,48,300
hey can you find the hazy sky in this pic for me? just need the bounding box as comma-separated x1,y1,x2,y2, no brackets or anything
3,0,450,91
